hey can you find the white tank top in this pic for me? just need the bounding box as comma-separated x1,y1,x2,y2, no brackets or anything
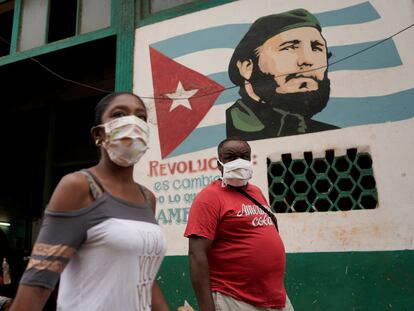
58,215,166,310
20,171,167,311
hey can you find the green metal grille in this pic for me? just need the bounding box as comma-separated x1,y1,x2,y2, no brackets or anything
267,148,378,213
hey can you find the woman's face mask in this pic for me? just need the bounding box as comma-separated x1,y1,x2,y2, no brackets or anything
98,115,149,167
218,158,253,187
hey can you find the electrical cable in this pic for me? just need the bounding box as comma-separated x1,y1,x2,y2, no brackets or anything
0,36,112,93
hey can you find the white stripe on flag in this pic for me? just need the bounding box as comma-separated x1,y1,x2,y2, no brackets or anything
330,65,414,98
197,102,231,128
175,48,233,76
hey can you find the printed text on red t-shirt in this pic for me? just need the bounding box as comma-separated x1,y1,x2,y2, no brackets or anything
237,204,273,227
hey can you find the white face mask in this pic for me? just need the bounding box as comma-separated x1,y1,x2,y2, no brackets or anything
99,115,149,167
219,158,253,187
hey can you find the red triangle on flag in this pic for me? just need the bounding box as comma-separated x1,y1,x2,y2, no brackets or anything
150,47,224,159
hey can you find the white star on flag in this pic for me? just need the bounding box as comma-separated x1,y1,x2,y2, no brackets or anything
166,81,198,112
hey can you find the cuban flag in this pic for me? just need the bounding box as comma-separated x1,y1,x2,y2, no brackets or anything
150,48,224,158
139,0,414,159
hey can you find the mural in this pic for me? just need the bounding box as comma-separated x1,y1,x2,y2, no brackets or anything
134,1,414,309
144,0,414,158
226,9,338,140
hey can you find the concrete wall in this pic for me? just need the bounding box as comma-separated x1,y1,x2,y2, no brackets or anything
133,0,414,309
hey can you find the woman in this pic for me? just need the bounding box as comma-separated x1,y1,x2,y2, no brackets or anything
11,92,170,311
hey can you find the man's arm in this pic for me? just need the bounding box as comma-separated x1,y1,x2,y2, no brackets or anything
188,236,215,311
151,281,170,311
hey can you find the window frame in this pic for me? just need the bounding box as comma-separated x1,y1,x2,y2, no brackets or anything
136,0,237,27
1,0,237,91
1,0,116,62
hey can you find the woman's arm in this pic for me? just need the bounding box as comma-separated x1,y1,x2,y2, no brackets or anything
151,281,170,311
10,172,91,311
9,285,50,311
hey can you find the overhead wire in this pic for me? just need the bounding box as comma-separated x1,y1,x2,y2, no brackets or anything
0,23,413,100
0,36,112,93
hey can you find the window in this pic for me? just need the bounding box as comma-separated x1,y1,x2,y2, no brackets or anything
267,148,378,213
79,0,111,34
19,0,48,51
150,0,194,13
0,0,14,57
138,0,236,27
19,0,112,51
48,0,78,43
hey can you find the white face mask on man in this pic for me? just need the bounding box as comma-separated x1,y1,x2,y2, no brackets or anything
218,158,253,187
98,115,149,167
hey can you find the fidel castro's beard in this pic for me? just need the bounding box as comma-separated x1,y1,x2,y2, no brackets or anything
248,65,331,118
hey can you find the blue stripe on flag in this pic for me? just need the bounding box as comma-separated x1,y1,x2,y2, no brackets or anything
316,2,380,27
213,88,239,106
151,2,380,58
168,124,226,158
208,72,232,89
151,24,247,58
207,72,237,105
313,88,414,127
328,39,402,71
167,88,414,158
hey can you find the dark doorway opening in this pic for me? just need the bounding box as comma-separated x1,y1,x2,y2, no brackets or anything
0,1,14,57
0,35,116,309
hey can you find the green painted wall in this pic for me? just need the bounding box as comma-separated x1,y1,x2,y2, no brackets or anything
158,250,414,310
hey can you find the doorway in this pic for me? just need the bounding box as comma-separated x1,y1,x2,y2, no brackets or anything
0,35,116,308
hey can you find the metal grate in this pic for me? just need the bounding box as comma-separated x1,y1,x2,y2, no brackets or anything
267,148,378,213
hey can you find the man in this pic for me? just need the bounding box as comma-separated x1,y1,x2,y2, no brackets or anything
227,9,338,141
184,137,292,311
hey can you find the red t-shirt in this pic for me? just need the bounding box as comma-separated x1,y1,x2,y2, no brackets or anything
184,180,286,308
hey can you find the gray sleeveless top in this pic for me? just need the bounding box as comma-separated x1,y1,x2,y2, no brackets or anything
20,170,167,311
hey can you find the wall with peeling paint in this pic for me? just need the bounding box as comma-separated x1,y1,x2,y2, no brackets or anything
133,0,414,310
